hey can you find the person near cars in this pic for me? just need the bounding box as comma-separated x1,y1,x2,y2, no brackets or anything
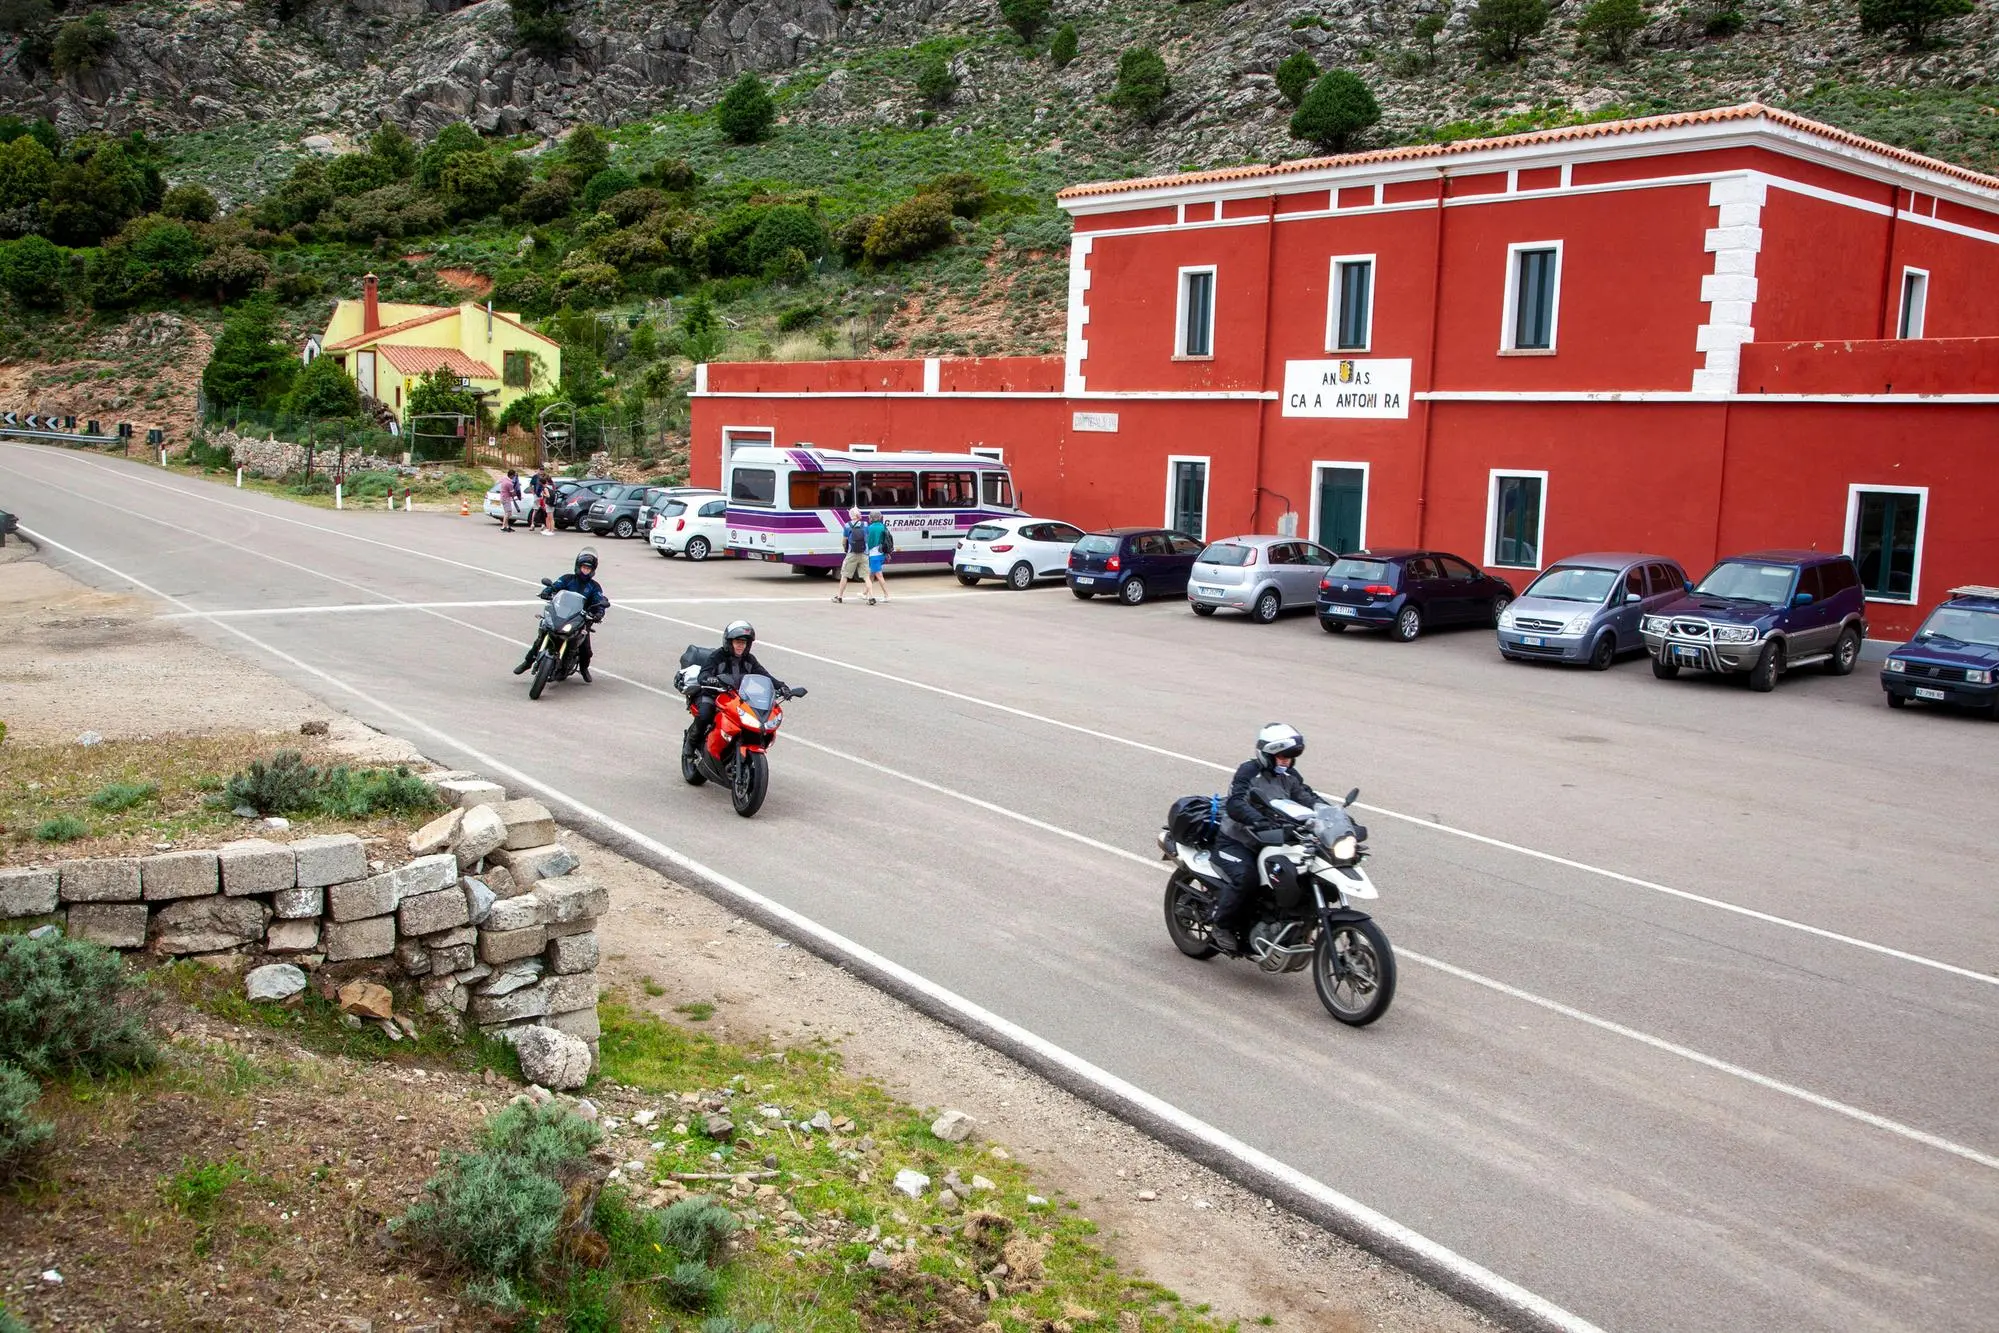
529,469,553,536
685,620,788,757
834,512,869,603
1207,723,1325,953
514,548,609,682
865,510,891,605
498,470,521,533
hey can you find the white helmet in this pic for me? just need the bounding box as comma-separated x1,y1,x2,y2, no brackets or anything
723,619,755,648
1255,722,1305,770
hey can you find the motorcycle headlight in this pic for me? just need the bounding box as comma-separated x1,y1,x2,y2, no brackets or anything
1968,668,1992,685
1885,658,1905,673
1329,835,1358,863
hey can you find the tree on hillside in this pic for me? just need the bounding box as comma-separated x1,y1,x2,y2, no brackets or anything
915,53,958,106
1412,13,1445,66
1857,0,1974,49
1274,50,1320,107
0,133,57,216
999,0,1050,43
416,122,484,189
1050,23,1078,67
506,0,569,55
202,297,297,410
1289,70,1381,152
370,121,417,179
1109,46,1169,121
716,73,776,144
285,354,361,422
1577,0,1647,60
50,13,114,77
159,183,218,222
42,140,150,246
0,235,67,309
563,123,611,179
1470,0,1549,63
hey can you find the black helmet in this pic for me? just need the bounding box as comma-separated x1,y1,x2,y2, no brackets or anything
574,547,599,577
1254,722,1305,771
724,618,755,648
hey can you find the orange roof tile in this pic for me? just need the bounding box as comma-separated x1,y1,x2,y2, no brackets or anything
1056,103,1999,202
378,345,499,379
326,306,457,351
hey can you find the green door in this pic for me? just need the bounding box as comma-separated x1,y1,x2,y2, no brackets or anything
1317,467,1365,554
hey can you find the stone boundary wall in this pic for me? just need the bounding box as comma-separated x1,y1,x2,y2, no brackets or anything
0,772,603,1074
210,429,407,479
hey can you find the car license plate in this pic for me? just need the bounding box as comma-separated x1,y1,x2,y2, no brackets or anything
1674,646,1703,665
1074,576,1095,585
1915,686,1947,701
1195,585,1223,597
1329,605,1357,618
1522,635,1545,647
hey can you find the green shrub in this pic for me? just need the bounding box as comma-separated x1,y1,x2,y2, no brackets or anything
0,235,68,310
0,933,157,1079
1290,70,1381,151
222,749,321,815
1413,12,1445,63
775,303,823,331
314,765,442,819
743,204,828,272
0,1060,53,1180
507,0,569,53
1697,0,1744,35
50,12,114,76
159,183,218,223
924,171,990,217
655,1196,739,1263
33,816,86,843
716,73,775,144
88,780,158,812
999,0,1050,42
862,192,954,263
915,53,958,105
161,1156,248,1218
660,1260,718,1311
1275,50,1320,107
1857,0,1970,46
285,355,362,422
184,438,234,470
1050,22,1078,67
641,157,697,194
1576,0,1647,60
580,167,638,214
1469,0,1549,62
398,1100,602,1277
562,122,610,178
1109,46,1169,120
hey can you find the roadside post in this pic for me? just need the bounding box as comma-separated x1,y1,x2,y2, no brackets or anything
236,468,244,488
335,484,343,510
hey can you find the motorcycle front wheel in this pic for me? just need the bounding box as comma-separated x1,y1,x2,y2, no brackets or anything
1163,873,1219,960
731,750,769,817
528,652,555,700
1314,919,1395,1026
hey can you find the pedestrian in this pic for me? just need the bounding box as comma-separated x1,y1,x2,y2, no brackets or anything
498,468,520,533
833,510,869,603
530,468,553,536
865,509,892,604
540,470,558,534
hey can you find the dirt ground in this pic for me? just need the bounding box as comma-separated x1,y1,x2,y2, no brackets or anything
0,549,1489,1332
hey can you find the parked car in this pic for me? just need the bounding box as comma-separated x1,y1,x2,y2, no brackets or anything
1316,549,1515,641
1880,585,1999,717
649,492,729,560
1188,536,1338,623
1641,550,1868,691
638,485,720,533
483,483,521,524
1067,528,1205,604
582,484,657,538
1496,553,1690,669
554,479,620,530
954,517,1086,589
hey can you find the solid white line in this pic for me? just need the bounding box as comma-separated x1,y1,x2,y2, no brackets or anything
9,443,1993,989
154,594,974,619
15,519,1603,1333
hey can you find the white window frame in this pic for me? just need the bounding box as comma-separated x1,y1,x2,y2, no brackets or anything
720,425,775,469
1308,460,1370,554
1500,240,1563,354
967,446,1005,462
1325,254,1377,354
1843,483,1928,605
1897,267,1929,339
1174,265,1217,360
1164,454,1212,541
1484,468,1549,570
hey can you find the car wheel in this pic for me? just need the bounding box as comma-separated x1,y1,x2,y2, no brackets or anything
1319,619,1347,634
1588,632,1616,671
685,536,711,562
1007,562,1034,591
1490,594,1512,627
1392,605,1422,642
1191,603,1217,617
1252,590,1281,624
656,546,672,559
1071,587,1094,600
956,571,981,587
1748,640,1783,693
612,516,636,539
1120,577,1147,605
1826,626,1861,676
1886,692,1906,710
1651,654,1680,680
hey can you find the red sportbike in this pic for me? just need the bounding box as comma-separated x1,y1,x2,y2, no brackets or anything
678,672,806,817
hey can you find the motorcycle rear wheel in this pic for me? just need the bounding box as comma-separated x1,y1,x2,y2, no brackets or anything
680,739,707,786
1314,919,1396,1026
528,653,555,700
1163,874,1219,960
731,750,769,817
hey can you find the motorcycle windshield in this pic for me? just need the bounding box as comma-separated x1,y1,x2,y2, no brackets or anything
737,674,777,713
549,590,587,619
1310,803,1357,845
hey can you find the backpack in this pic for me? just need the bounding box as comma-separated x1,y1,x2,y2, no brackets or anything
1165,794,1222,848
878,525,895,555
846,521,867,555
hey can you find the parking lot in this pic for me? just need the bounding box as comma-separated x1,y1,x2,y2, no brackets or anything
6,440,1997,1333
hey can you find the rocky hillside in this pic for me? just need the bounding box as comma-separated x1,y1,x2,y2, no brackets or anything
8,0,1999,188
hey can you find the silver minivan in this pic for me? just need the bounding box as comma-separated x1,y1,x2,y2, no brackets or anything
1189,535,1338,623
1496,552,1689,669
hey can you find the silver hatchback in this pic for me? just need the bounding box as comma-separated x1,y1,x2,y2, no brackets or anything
1496,552,1689,669
1189,535,1339,623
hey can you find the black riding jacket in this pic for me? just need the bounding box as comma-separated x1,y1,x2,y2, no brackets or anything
541,572,609,619
698,644,783,693
1217,759,1324,846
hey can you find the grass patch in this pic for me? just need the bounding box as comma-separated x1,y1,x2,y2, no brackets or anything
32,816,87,844
221,749,442,821
674,1001,716,1022
87,781,159,813
160,1155,249,1219
640,977,666,998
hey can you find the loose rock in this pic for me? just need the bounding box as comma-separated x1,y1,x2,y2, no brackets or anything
930,1109,975,1143
336,980,395,1020
245,963,308,1002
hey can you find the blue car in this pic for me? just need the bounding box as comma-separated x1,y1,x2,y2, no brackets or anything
1881,586,1999,717
1316,548,1515,642
1640,550,1868,692
1068,527,1205,604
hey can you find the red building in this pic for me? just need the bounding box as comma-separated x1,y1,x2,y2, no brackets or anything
691,105,1999,636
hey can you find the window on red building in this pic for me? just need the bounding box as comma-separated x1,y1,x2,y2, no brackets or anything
1329,257,1374,352
1487,471,1547,569
1897,269,1929,339
1177,267,1215,358
1847,486,1925,602
1504,244,1562,352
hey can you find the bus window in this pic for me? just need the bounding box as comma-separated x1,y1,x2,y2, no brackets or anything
981,472,1015,508
921,471,978,507
789,471,855,509
731,468,777,505
857,470,917,508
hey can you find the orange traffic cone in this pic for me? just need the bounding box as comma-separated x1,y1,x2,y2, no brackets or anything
460,497,470,517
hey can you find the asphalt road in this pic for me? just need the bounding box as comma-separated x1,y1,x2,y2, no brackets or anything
5,442,1996,1333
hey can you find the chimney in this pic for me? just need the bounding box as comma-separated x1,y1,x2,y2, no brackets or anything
362,273,379,334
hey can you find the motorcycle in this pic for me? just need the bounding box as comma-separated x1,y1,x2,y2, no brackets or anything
675,661,806,818
1157,789,1396,1026
525,581,598,700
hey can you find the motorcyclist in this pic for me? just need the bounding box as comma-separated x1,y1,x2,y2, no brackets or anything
513,548,609,682
1208,723,1324,953
684,619,787,756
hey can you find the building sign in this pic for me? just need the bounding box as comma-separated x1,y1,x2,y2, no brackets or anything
1072,411,1120,433
1282,359,1413,419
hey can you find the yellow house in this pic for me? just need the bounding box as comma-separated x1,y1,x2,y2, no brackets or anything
316,274,560,419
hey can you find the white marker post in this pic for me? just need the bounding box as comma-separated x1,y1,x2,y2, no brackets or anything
235,467,243,488
334,484,343,510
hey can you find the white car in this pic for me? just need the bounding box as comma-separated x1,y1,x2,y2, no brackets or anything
649,491,729,560
954,517,1086,590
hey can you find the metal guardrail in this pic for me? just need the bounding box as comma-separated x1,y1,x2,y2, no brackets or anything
0,426,122,446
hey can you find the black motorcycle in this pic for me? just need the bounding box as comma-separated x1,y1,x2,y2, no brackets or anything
525,581,598,700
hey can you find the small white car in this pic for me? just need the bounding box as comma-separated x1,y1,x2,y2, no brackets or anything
649,491,729,560
954,517,1086,590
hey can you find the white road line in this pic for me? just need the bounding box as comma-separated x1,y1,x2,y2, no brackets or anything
9,443,1994,989
15,519,1604,1333
155,594,972,619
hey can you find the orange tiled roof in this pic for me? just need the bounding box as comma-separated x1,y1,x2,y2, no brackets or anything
378,345,499,379
1056,103,1999,202
325,306,456,351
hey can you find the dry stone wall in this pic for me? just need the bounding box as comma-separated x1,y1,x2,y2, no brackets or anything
210,429,407,479
0,771,602,1084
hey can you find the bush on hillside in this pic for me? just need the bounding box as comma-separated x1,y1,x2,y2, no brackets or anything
579,167,638,214
397,1100,602,1277
1109,46,1169,121
0,235,66,309
159,183,218,223
191,245,271,302
562,122,610,178
915,52,958,105
50,12,114,76
416,122,485,189
1412,13,1445,64
1576,0,1647,60
744,204,828,272
1050,22,1078,67
1469,0,1549,63
999,0,1050,42
924,171,990,217
862,192,954,263
0,934,156,1080
507,0,569,54
514,175,575,222
0,1061,53,1181
716,73,775,144
326,151,396,196
1274,50,1320,107
221,749,444,818
641,157,697,194
0,134,57,214
1858,0,1973,48
370,120,417,178
1290,70,1381,151
440,150,528,220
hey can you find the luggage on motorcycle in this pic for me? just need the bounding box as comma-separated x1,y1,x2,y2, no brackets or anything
677,643,708,670
1165,794,1222,848
675,643,708,696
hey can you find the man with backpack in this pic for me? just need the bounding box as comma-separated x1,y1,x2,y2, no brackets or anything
865,510,893,604
833,512,869,603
